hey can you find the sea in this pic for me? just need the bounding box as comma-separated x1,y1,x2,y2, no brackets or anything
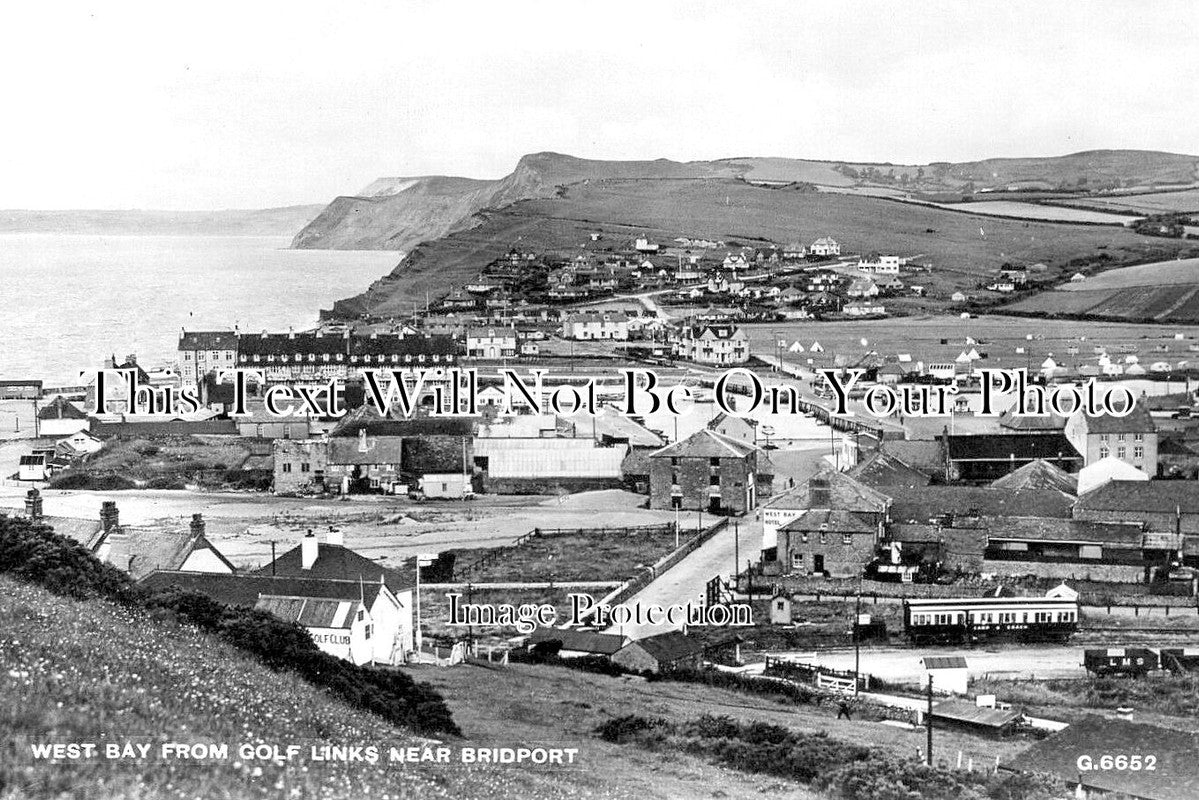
0,234,401,385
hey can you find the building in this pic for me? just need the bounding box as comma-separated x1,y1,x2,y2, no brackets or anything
611,631,705,673
809,237,841,257
761,470,891,556
844,301,886,317
946,433,1082,482
37,396,90,436
18,454,47,481
1076,456,1150,495
0,380,42,400
466,326,518,359
140,565,413,665
777,509,885,577
234,400,311,439
1064,405,1158,475
474,413,627,493
325,415,474,496
236,331,459,384
648,429,769,514
982,516,1149,583
846,277,879,298
178,330,238,389
95,513,236,580
857,254,900,274
930,698,1022,736
526,627,627,659
921,655,969,694
675,319,749,365
561,311,629,341
273,439,328,493
1002,716,1199,800
846,451,932,489
989,458,1078,495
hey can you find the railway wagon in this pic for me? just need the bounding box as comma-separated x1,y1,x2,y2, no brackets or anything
1083,647,1160,677
904,595,1079,645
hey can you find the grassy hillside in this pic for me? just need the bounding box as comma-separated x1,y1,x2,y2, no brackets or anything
0,575,668,800
296,150,1199,255
326,177,1194,319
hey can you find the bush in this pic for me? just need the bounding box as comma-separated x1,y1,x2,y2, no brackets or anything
595,714,665,743
48,472,137,490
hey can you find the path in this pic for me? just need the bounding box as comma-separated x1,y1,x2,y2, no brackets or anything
603,520,747,640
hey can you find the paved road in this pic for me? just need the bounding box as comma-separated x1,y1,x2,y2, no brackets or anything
603,522,748,640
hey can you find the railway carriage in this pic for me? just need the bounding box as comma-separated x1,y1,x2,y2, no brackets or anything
903,595,1079,645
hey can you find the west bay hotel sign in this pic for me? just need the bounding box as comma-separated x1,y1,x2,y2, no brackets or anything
89,366,1141,421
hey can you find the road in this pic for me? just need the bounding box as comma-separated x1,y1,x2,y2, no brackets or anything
603,521,746,640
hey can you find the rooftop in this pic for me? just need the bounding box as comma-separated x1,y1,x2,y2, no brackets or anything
884,486,1075,522
1076,479,1199,514
624,631,704,663
139,571,391,608
990,459,1078,494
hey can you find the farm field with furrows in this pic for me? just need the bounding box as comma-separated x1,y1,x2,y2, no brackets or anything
1056,257,1199,290
1002,257,1199,322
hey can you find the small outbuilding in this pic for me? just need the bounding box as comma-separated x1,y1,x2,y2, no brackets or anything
611,631,705,673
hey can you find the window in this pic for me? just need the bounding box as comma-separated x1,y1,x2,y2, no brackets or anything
842,534,853,545
281,463,292,473
671,457,680,467
1134,433,1144,442
1117,434,1125,442
1134,446,1144,459
1117,447,1126,459
710,457,721,468
1099,445,1109,458
364,624,372,640
1099,434,1109,442
300,463,310,473
357,610,365,621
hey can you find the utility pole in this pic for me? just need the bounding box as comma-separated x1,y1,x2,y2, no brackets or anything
269,540,277,575
853,592,861,698
734,519,739,584
926,676,934,766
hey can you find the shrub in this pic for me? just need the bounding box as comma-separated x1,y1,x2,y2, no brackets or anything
595,714,665,743
48,472,137,490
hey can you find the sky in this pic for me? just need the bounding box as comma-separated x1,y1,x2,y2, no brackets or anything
2,0,1198,210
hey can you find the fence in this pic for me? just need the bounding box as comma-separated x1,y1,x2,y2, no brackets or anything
763,656,870,693
577,518,731,624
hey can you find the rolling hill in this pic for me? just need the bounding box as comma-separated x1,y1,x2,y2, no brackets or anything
323,175,1195,320
294,150,1199,253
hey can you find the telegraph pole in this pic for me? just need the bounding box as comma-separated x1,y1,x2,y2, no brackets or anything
853,592,861,698
926,676,934,766
733,519,739,584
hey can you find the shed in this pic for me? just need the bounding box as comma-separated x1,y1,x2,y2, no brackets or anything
930,699,1021,736
921,655,969,694
611,631,705,674
527,628,626,659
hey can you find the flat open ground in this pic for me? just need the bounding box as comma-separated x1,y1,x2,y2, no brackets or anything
1050,188,1199,214
743,314,1199,375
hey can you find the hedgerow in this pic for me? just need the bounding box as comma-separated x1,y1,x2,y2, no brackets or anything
0,514,459,736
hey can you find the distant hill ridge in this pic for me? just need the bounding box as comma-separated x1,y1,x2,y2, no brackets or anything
293,149,1199,252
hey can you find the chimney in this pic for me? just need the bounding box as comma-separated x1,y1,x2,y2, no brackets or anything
190,513,205,538
301,531,318,569
327,527,344,546
24,488,43,520
100,501,119,533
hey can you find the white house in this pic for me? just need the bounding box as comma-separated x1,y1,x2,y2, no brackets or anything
418,472,473,499
809,237,841,257
675,319,750,365
561,311,629,341
921,655,969,695
844,302,885,317
634,238,659,253
857,255,900,274
847,278,879,298
466,326,518,359
37,396,90,436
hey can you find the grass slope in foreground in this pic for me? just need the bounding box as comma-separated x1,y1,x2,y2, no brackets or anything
0,576,617,800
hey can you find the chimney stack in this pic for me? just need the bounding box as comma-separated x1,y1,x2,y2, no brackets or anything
100,501,119,533
190,513,205,538
24,488,43,520
301,530,318,569
326,527,344,547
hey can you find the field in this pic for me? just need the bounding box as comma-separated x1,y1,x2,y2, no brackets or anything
1049,188,1199,214
919,200,1138,225
1002,257,1199,323
1056,257,1199,290
328,177,1196,319
743,314,1199,375
449,524,687,583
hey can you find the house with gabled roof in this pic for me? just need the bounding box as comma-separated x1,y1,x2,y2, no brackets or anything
37,395,90,436
649,428,770,514
95,513,236,581
1064,403,1158,474
139,565,413,665
611,631,705,673
761,469,891,561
